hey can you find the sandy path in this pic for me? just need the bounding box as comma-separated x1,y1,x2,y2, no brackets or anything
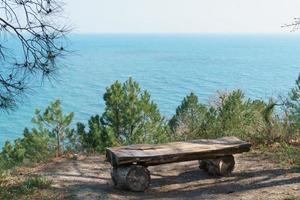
40,152,300,200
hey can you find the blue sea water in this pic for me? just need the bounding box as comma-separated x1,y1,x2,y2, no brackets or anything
0,34,300,147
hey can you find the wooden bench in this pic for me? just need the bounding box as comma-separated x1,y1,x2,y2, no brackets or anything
106,136,251,192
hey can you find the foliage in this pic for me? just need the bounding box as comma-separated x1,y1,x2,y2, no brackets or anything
261,142,300,168
32,99,74,157
0,99,74,172
0,140,24,169
0,127,52,171
76,115,112,154
277,143,300,167
169,92,207,140
286,74,300,134
102,77,169,144
22,128,52,163
22,175,53,190
168,84,300,167
0,0,69,110
0,174,57,200
213,90,267,140
1,76,300,172
169,90,270,142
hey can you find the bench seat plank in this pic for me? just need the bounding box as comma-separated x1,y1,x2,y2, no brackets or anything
106,136,251,167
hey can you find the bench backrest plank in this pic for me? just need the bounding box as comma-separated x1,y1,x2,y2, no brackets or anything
106,137,251,167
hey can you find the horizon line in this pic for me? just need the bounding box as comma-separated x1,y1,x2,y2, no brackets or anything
69,31,300,35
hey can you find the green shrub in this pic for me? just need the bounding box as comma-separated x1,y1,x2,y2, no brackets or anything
102,77,170,144
276,143,300,167
170,90,271,143
285,74,300,139
0,140,25,170
22,175,52,190
22,128,53,163
0,127,53,171
76,115,113,154
0,100,74,171
0,174,53,200
169,92,207,140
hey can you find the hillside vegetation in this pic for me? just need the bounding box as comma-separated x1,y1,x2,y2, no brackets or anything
0,75,300,199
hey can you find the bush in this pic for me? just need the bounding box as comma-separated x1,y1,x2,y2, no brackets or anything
0,174,53,200
0,130,52,171
0,140,26,170
0,100,74,171
276,143,300,167
22,175,52,190
169,90,272,143
22,128,53,163
169,92,207,140
76,115,113,154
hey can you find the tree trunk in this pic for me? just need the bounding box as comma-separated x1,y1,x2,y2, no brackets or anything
199,155,235,176
56,132,61,157
111,165,150,192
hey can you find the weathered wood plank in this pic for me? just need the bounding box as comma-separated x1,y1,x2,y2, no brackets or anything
106,136,251,167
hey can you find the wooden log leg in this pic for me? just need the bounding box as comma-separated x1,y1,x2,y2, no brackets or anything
111,165,150,192
199,160,208,170
199,155,235,176
111,168,118,186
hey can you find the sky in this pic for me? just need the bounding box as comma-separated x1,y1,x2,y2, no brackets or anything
64,0,300,33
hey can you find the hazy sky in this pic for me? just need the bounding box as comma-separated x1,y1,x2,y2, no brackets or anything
65,0,300,33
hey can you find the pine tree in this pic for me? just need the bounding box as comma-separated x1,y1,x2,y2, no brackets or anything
214,90,263,139
22,128,51,162
169,92,207,139
0,139,26,169
32,100,74,157
102,78,168,144
287,74,300,131
76,115,112,154
102,80,124,139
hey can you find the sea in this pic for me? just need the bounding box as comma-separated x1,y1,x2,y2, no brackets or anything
1,33,300,147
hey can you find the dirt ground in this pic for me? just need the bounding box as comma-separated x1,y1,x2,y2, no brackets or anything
38,152,300,200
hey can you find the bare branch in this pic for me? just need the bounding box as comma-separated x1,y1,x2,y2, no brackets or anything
282,17,300,32
0,0,69,110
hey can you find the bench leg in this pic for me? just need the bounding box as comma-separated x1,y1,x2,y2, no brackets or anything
111,165,150,192
199,155,235,176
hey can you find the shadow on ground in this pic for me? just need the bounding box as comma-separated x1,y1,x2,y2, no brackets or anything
42,154,300,200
